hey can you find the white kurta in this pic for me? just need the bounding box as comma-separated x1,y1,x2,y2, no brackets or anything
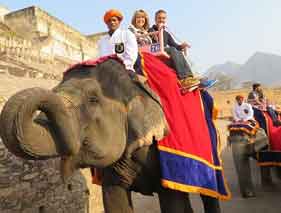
233,102,254,122
98,28,138,71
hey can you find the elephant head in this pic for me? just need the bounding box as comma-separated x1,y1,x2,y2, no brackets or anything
228,128,269,156
228,130,250,146
0,59,168,180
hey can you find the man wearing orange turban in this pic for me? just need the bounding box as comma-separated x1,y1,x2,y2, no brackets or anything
98,9,138,72
103,9,123,24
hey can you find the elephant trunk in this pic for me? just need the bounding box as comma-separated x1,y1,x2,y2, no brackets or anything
0,87,80,159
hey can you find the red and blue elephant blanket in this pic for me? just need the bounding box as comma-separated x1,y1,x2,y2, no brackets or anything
140,52,231,200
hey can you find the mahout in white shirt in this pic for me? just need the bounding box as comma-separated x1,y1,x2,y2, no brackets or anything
98,9,138,71
233,96,254,122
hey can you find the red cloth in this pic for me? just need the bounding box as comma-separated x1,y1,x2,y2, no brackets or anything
90,168,102,185
141,52,213,163
63,54,121,76
264,112,281,151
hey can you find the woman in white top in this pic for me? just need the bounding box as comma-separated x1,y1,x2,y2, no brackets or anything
128,9,152,47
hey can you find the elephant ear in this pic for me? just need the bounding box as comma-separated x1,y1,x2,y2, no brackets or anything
125,93,169,157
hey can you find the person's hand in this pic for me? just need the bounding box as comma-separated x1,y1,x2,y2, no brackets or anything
180,42,191,50
158,23,165,30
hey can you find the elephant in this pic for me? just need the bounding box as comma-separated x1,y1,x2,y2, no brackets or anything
0,59,221,213
227,127,272,198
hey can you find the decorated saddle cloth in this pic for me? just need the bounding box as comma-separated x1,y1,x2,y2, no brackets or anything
139,52,230,200
253,108,281,166
228,120,259,136
64,54,120,74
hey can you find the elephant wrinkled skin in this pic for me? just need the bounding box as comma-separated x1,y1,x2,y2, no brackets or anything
0,59,220,213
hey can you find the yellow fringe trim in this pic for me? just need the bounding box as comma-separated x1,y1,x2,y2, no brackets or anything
158,145,222,170
162,179,231,201
212,102,219,120
258,162,281,167
139,51,148,78
228,127,258,136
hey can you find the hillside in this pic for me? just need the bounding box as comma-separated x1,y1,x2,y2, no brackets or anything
206,52,281,88
205,61,241,79
237,52,281,85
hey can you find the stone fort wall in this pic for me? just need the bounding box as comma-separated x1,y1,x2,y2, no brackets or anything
4,6,98,62
0,6,107,81
0,6,9,22
0,138,91,213
0,33,71,80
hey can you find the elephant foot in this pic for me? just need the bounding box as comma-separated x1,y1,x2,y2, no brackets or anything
242,190,256,199
261,181,278,192
274,167,281,180
261,176,274,190
260,167,273,187
262,180,274,187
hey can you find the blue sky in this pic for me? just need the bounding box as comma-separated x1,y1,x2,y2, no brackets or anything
3,1,281,71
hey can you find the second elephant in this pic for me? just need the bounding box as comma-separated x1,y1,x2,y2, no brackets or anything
228,127,270,198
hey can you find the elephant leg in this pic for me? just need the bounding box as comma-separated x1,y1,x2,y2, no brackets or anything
102,184,134,213
158,188,194,213
274,166,281,180
200,195,221,213
260,166,273,187
231,141,256,197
